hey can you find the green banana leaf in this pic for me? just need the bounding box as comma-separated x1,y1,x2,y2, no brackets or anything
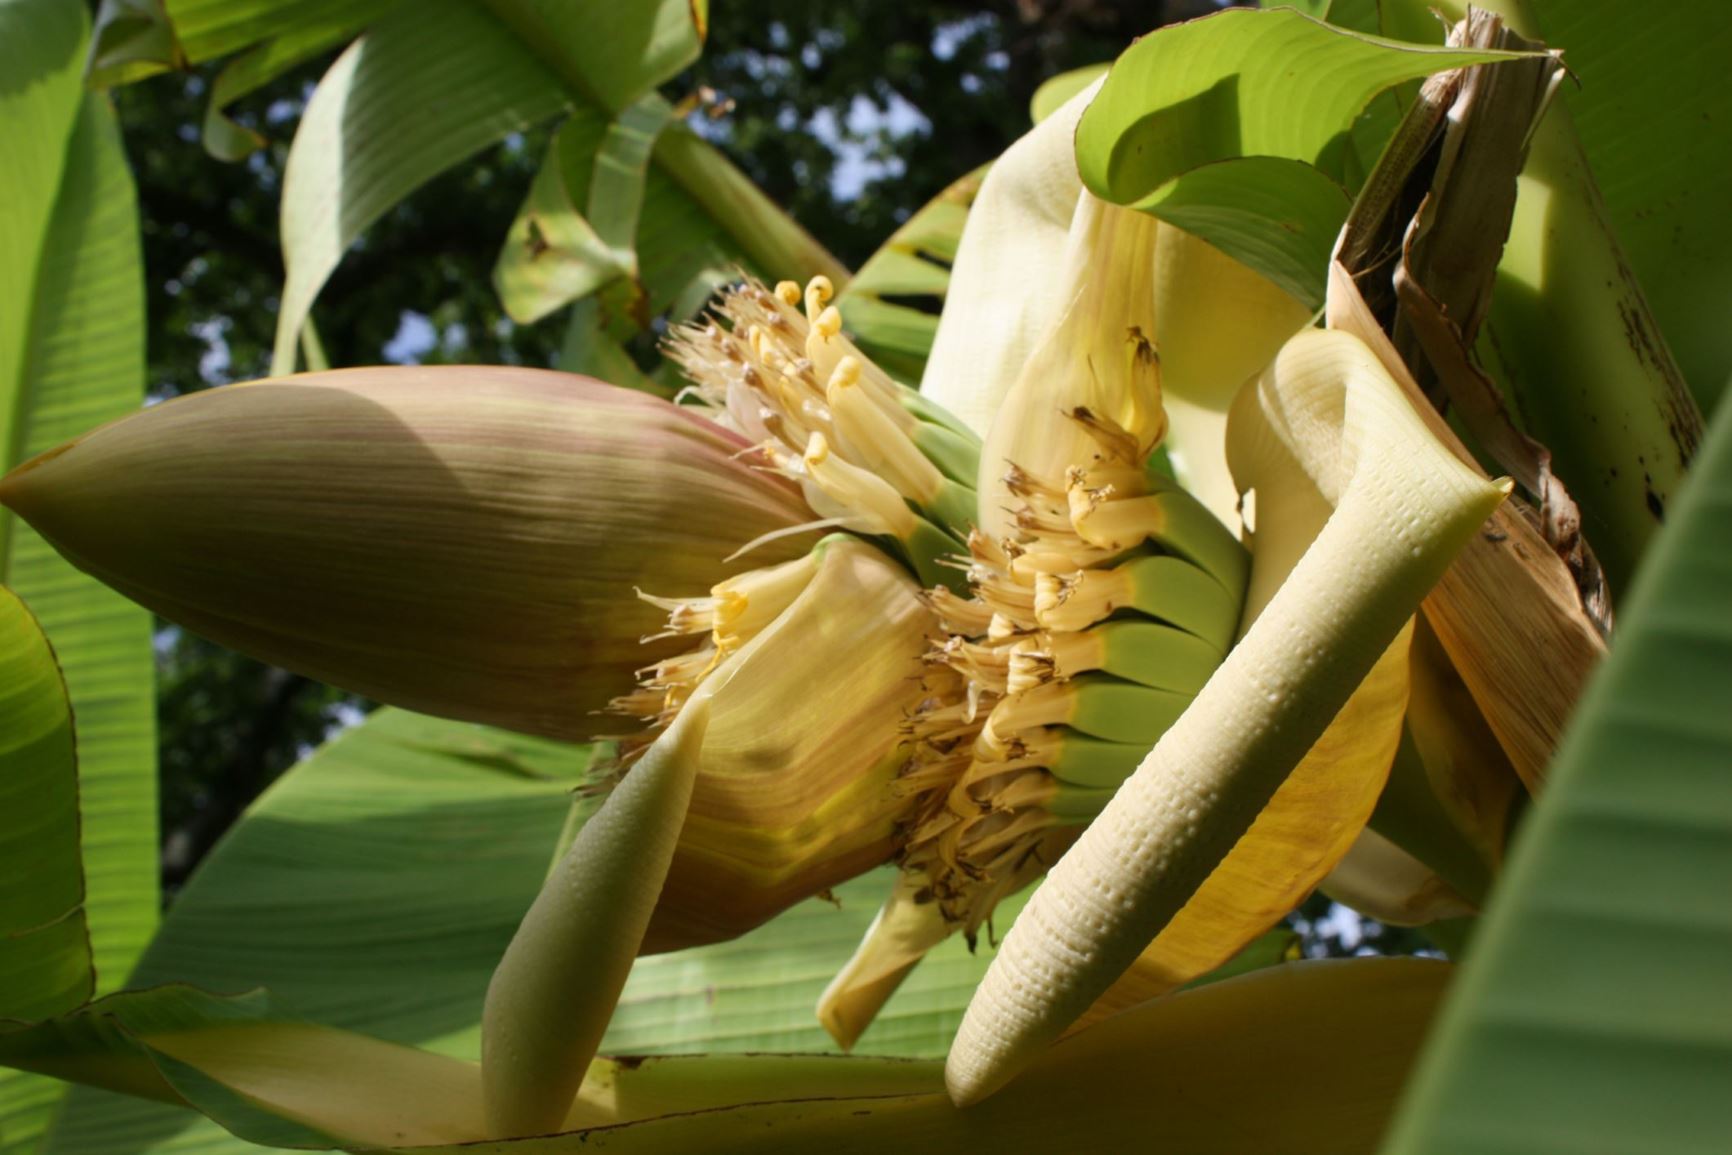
1507,0,1732,413
1381,341,1732,1151
1073,7,1524,306
0,588,86,1155
30,707,1022,1153
554,299,660,394
198,3,400,161
1333,0,1705,599
39,708,581,1154
264,0,840,375
19,693,1303,1151
267,0,569,374
84,0,395,155
10,956,1439,1155
165,0,380,64
477,0,705,114
0,587,86,1023
493,97,849,342
1,1,157,1148
492,101,701,327
1,62,158,1006
85,0,186,88
1028,64,1108,125
834,167,984,382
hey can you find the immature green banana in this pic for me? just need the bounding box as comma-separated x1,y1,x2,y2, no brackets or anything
1032,553,1243,652
821,197,1254,1049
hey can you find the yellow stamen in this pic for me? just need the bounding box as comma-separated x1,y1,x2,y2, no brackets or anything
710,550,823,652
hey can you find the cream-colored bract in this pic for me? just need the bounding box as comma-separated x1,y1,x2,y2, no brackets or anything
481,698,711,1139
919,83,1312,536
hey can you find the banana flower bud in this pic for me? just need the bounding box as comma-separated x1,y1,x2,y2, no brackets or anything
0,367,817,741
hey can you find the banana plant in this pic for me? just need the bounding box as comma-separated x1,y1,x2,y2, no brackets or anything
3,3,1730,1153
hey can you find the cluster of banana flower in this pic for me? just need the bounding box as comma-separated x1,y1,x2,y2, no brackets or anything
1,81,1521,1128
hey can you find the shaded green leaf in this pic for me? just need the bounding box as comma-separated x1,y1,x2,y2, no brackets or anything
1137,155,1350,308
85,0,183,88
162,0,395,65
555,300,661,395
1507,0,1732,412
1383,367,1732,1152
269,0,569,374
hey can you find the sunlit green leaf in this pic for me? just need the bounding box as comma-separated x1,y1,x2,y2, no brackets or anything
498,102,847,335
493,111,632,326
1076,7,1521,305
646,124,850,304
5,90,158,1001
1,4,157,1145
1029,64,1107,124
1501,0,1732,412
0,587,86,1023
837,167,982,381
477,0,705,114
199,4,395,161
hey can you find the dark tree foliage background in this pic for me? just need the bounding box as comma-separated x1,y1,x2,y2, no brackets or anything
115,0,1427,954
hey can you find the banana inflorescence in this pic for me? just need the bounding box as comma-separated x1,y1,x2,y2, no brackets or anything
942,328,1509,1105
817,197,1250,1045
605,220,1246,1048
